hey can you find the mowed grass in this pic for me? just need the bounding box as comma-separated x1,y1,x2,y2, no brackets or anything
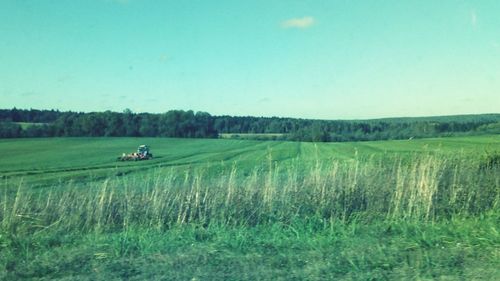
0,138,278,186
1,135,498,186
0,135,499,280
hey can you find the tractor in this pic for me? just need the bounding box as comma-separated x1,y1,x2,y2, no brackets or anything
118,145,153,161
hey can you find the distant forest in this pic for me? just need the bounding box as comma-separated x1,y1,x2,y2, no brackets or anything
1,108,499,142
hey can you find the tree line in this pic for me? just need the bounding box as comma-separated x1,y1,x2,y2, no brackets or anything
1,108,499,141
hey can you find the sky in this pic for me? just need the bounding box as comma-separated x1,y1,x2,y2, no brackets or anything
1,0,499,119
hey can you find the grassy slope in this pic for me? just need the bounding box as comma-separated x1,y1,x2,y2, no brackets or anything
0,135,499,280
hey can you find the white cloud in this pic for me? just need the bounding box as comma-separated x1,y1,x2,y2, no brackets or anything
159,54,169,63
281,16,315,29
471,10,477,27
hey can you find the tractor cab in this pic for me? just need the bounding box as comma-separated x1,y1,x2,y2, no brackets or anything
137,145,152,159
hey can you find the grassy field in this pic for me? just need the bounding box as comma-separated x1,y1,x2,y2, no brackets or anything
12,122,49,129
2,135,498,186
0,135,499,280
219,133,286,140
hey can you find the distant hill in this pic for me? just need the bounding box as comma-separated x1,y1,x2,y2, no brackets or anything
364,114,500,123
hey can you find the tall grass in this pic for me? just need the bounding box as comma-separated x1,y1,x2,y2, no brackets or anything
1,153,498,235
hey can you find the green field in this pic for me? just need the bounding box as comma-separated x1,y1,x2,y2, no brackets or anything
0,135,499,280
12,122,49,130
2,135,498,186
219,133,286,140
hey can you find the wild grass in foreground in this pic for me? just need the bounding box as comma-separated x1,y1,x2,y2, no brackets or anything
1,216,499,280
3,153,498,230
0,153,499,280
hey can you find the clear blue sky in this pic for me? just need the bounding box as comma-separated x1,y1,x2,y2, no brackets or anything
1,0,499,119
